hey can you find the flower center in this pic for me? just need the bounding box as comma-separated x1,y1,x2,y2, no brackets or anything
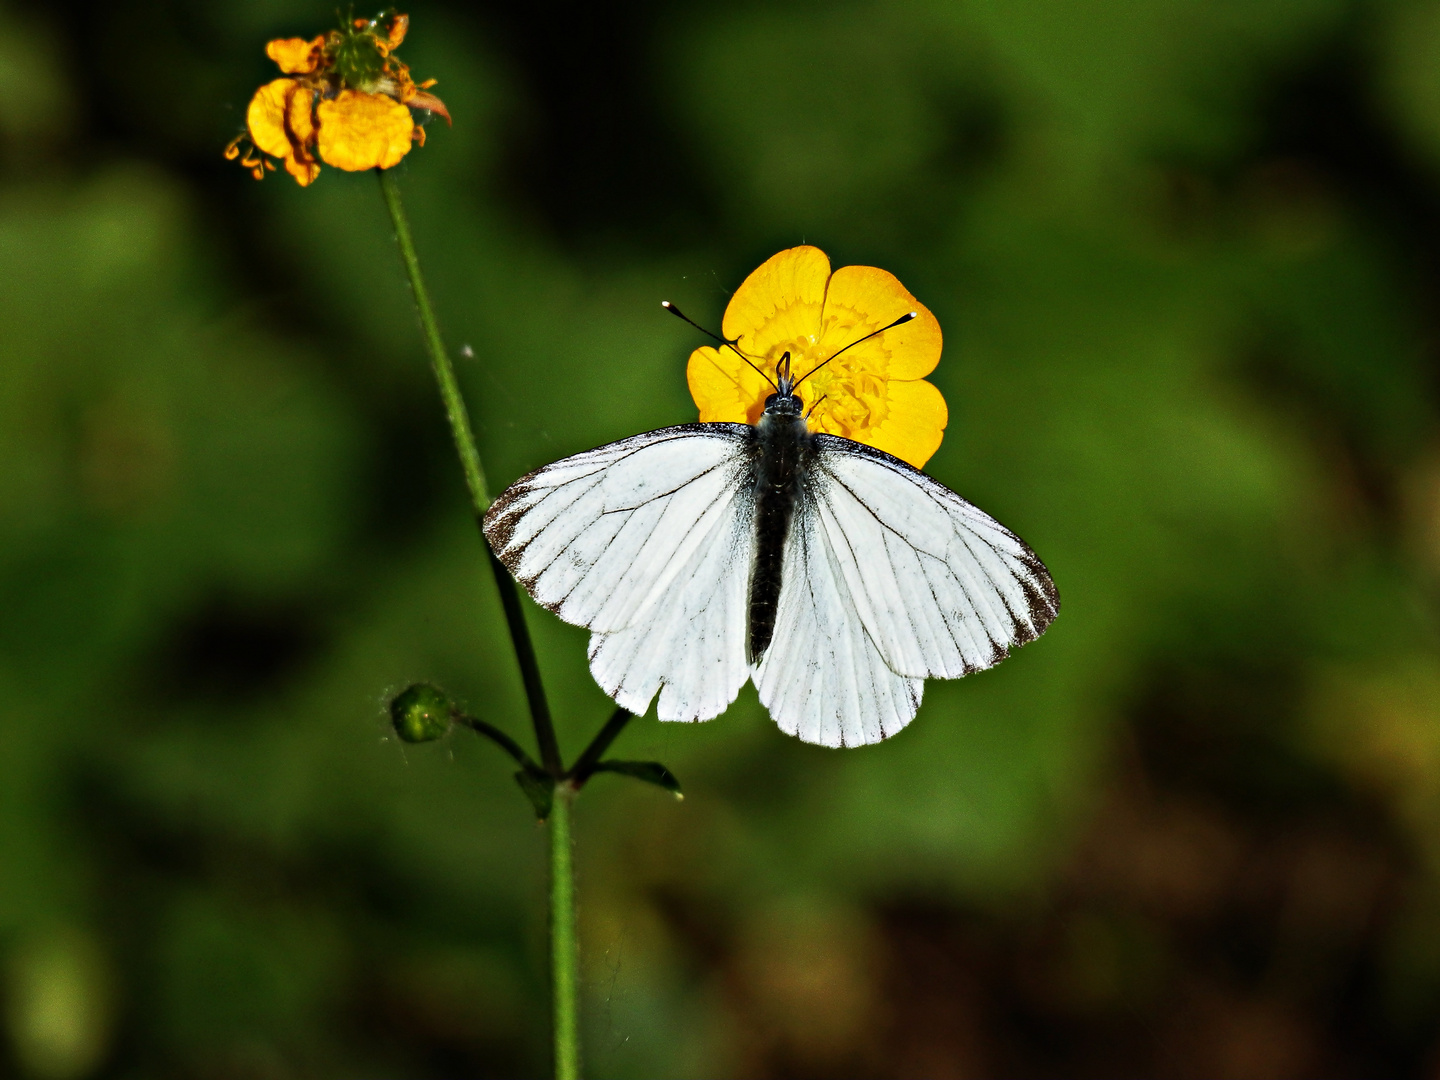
756,316,891,440
333,26,386,90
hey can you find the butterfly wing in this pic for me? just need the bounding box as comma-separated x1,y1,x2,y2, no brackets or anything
753,435,1058,747
483,423,755,722
751,498,925,747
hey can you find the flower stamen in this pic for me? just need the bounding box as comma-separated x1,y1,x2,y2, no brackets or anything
792,311,916,394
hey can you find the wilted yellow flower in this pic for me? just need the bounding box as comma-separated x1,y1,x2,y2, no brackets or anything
224,11,450,186
687,246,947,468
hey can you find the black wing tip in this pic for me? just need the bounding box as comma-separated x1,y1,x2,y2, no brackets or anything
1025,566,1061,627
999,573,1059,655
482,475,536,544
969,568,1058,669
482,501,530,570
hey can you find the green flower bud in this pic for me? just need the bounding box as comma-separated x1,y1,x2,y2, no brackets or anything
390,683,453,743
331,16,388,91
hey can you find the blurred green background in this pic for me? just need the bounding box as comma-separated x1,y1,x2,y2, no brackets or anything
7,0,1440,1075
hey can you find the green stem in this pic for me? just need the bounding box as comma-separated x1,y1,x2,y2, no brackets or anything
454,711,545,776
375,167,562,776
488,550,564,775
550,785,581,1080
376,168,491,513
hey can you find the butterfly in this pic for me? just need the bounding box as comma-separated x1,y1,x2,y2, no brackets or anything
482,308,1059,748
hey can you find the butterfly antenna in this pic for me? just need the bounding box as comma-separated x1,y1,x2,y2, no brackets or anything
661,300,730,346
662,300,778,391
792,311,917,392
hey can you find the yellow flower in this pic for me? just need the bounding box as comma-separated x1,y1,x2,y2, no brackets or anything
687,246,948,469
224,11,450,186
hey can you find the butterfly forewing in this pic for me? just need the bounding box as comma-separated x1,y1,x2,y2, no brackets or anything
806,435,1059,681
486,425,752,634
484,424,756,722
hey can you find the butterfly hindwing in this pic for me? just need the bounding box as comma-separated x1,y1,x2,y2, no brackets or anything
752,495,924,747
587,486,752,722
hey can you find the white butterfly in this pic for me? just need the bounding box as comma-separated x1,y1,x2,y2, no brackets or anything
483,316,1058,748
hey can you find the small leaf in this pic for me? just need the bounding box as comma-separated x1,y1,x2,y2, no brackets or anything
514,770,554,819
589,760,683,799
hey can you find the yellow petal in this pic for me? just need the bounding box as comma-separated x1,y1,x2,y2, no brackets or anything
246,79,299,159
406,89,451,125
282,158,320,185
266,36,323,75
721,246,831,360
854,378,948,469
281,108,320,185
820,265,942,380
385,14,409,50
245,79,320,186
687,345,773,425
315,91,414,171
284,81,316,146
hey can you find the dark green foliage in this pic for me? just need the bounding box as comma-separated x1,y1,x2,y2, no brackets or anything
5,0,1440,1077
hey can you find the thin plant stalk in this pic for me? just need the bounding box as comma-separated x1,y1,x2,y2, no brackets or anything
375,173,491,513
375,166,579,1077
549,785,581,1080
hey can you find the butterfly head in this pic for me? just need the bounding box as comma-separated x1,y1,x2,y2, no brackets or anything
763,351,805,418
762,391,805,418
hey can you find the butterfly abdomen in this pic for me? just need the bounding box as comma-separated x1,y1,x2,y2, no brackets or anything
747,403,811,663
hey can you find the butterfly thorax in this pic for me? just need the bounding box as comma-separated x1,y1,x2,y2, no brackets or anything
747,394,811,663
